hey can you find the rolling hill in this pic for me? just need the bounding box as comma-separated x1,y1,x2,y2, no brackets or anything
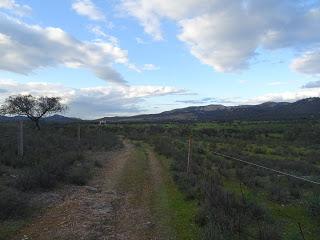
2,98,320,123
0,114,81,123
99,98,320,123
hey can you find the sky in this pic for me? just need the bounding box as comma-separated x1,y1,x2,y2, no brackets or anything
0,0,320,119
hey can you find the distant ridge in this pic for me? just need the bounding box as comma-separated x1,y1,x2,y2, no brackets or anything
2,98,319,123
0,114,81,123
99,97,320,123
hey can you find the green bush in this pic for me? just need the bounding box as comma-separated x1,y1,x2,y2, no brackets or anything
15,167,58,191
260,224,281,240
307,194,320,220
67,164,92,185
0,187,28,220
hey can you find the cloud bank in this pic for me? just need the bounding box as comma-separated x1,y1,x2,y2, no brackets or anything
291,50,320,75
121,0,320,73
0,13,132,84
0,79,185,118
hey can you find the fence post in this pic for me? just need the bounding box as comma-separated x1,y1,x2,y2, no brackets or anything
17,120,23,157
187,135,192,174
77,124,81,143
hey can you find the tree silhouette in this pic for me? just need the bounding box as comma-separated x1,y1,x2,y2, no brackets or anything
1,94,67,130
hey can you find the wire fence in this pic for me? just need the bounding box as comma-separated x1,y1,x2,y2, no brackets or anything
208,150,319,240
213,151,320,186
0,121,115,158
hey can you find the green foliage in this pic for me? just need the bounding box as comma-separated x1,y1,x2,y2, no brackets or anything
0,187,28,220
306,194,320,221
0,122,122,221
67,163,92,186
110,120,320,239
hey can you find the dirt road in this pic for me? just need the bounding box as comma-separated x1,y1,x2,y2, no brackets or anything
13,142,198,240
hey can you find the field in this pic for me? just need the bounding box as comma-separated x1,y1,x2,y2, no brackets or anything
1,120,320,239
108,120,320,239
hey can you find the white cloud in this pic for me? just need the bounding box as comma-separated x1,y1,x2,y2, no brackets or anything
0,14,133,84
72,0,105,21
120,0,216,41
178,11,260,72
0,0,31,16
88,25,119,45
176,97,235,105
291,50,320,75
135,37,146,44
88,25,108,37
176,84,320,107
142,63,159,71
302,80,320,89
267,81,287,86
245,88,320,105
120,0,320,73
0,79,185,118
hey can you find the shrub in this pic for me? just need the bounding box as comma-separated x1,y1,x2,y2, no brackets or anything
15,153,86,191
67,164,92,185
15,167,58,191
306,194,320,220
201,222,227,240
260,224,281,240
94,160,103,168
0,187,28,220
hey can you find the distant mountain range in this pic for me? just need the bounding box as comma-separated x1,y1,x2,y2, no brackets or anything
2,98,320,123
99,98,320,123
0,114,81,123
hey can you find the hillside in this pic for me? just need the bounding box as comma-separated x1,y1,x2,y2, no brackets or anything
0,114,81,123
2,98,319,123
100,98,320,123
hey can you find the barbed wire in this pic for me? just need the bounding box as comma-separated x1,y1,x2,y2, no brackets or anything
212,151,320,186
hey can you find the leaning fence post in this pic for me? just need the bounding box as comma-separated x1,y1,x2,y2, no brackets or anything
17,120,23,157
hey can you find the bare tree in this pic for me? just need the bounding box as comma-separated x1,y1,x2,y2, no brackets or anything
0,94,67,130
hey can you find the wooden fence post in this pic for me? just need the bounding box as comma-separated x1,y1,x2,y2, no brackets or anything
17,120,23,157
77,124,81,143
187,136,192,174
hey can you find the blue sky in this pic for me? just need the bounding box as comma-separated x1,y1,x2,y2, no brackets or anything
0,0,320,118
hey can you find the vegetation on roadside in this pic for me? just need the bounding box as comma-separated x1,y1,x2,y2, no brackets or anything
0,122,122,239
151,152,199,239
117,143,199,239
109,120,320,240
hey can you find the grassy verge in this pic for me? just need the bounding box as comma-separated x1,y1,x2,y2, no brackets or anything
117,144,151,204
151,152,199,240
117,142,199,239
